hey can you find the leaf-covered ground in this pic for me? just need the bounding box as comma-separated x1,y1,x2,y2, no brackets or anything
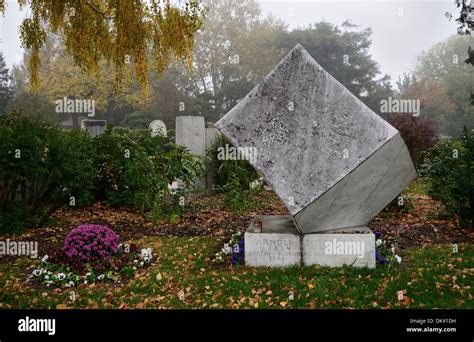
0,238,472,309
3,189,473,262
0,180,473,309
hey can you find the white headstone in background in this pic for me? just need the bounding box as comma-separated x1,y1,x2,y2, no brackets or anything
176,116,206,157
205,122,220,148
149,120,167,137
176,116,206,189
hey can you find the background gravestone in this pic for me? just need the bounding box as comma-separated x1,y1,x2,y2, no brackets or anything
176,116,206,158
61,114,88,129
175,116,206,189
205,122,221,189
81,119,107,138
149,120,167,137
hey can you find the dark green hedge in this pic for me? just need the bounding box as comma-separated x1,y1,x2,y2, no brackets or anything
0,114,202,233
420,127,474,229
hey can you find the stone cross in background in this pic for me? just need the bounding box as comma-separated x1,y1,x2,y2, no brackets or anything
216,44,417,268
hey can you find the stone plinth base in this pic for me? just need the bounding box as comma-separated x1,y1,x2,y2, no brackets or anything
302,226,375,268
244,216,375,268
244,216,301,267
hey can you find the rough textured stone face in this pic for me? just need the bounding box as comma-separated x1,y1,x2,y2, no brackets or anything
216,44,417,233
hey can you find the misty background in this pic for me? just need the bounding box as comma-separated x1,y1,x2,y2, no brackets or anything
0,0,472,136
0,1,462,80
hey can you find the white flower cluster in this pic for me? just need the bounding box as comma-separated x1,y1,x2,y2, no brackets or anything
213,232,241,263
375,236,402,265
28,258,81,288
390,247,402,264
28,245,156,288
132,248,154,270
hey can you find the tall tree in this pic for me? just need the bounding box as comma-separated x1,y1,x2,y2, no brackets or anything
140,68,191,128
173,0,287,123
414,35,474,136
446,0,474,66
395,75,457,136
276,20,394,114
12,34,142,126
0,0,205,90
5,91,57,123
0,52,12,115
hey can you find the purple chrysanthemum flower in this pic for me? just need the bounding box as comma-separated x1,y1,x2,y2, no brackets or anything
63,224,119,262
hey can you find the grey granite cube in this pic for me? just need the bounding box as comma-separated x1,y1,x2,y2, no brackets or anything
216,44,416,234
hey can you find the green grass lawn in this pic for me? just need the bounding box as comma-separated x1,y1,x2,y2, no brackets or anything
0,237,472,309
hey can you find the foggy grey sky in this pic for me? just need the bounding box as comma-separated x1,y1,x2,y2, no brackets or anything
258,0,460,83
0,0,461,84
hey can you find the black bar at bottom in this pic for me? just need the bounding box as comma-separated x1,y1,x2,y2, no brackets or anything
0,309,471,341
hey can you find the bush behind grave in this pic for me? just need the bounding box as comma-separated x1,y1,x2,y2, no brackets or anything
93,125,203,218
0,114,95,233
420,127,474,229
206,134,260,191
0,114,203,233
206,135,262,213
387,113,438,167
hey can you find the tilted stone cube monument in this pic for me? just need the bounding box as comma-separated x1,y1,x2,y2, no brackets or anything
215,44,417,268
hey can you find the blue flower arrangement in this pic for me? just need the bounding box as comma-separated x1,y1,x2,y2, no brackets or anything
213,232,245,265
230,237,245,265
374,227,405,266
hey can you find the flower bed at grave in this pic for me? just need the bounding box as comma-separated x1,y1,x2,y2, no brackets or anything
28,224,155,288
374,224,411,266
213,232,245,265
